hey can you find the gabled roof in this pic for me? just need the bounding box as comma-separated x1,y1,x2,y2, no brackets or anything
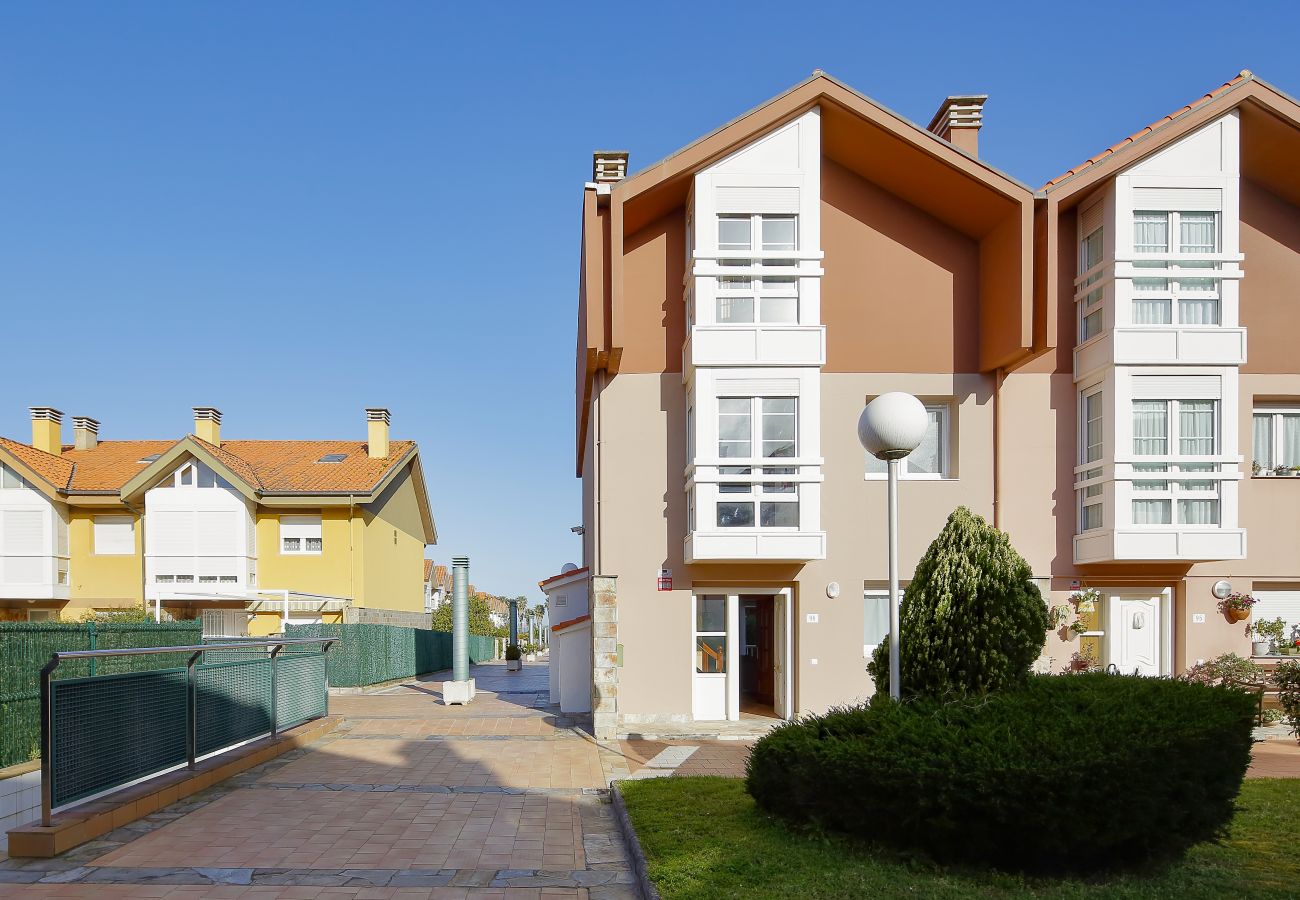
0,436,74,490
1039,70,1300,202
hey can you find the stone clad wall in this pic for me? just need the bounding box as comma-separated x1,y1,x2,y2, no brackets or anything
591,576,619,740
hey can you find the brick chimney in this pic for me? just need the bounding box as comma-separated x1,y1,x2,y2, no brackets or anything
366,408,391,459
72,416,100,451
193,407,222,447
29,407,63,456
592,151,629,183
926,95,987,157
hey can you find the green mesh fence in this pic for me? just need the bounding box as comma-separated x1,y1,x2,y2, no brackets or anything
195,658,273,756
47,645,329,811
50,668,189,807
0,622,201,768
285,623,498,688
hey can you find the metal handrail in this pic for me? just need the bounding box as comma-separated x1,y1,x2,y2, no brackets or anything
40,637,335,825
47,638,334,661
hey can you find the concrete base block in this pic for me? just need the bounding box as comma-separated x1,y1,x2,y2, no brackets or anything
443,679,476,705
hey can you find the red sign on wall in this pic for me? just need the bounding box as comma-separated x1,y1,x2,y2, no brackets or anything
657,568,672,591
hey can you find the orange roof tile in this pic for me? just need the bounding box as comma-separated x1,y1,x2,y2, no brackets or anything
1044,71,1252,189
0,436,74,488
1,435,417,496
433,565,450,589
424,559,434,583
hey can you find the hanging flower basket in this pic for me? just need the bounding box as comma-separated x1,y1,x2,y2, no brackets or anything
1218,592,1257,622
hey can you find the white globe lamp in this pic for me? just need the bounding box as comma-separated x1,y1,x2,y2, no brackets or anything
857,392,927,700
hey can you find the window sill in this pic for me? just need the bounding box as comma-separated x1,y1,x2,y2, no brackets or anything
863,475,956,482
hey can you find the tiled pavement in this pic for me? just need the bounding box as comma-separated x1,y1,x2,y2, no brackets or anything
0,660,634,899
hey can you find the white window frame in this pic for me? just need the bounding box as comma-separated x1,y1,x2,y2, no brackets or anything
1078,225,1105,346
1078,388,1104,533
863,589,889,658
0,462,28,490
694,594,729,675
865,404,951,480
1131,399,1218,459
280,515,323,555
1131,210,1223,327
1129,399,1221,527
1252,406,1300,473
714,214,800,325
93,516,135,556
715,397,799,530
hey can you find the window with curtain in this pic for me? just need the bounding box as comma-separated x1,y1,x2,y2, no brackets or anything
1132,400,1216,458
1131,461,1220,526
1129,211,1222,326
864,592,889,656
1133,401,1169,455
1253,407,1300,472
866,404,950,478
716,397,798,528
1134,212,1169,253
1077,390,1104,532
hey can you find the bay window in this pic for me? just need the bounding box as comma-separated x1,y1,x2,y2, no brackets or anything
1078,225,1104,344
715,214,799,324
1253,407,1300,472
1131,399,1219,525
717,397,798,528
866,404,950,479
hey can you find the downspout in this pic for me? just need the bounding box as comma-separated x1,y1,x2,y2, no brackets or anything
593,370,604,576
993,367,1005,530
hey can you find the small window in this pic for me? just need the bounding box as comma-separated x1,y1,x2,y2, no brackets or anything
281,514,323,555
0,462,27,489
27,610,57,622
156,575,176,584
317,453,347,463
93,516,134,555
175,575,194,584
867,404,950,479
138,454,161,464
864,592,889,657
695,595,727,674
1253,407,1300,473
198,575,219,584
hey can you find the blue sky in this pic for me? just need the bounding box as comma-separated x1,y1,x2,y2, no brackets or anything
2,2,1296,600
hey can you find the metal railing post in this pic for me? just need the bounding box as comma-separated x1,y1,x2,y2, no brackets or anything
185,650,202,770
321,639,335,712
270,642,283,738
88,621,97,678
39,655,61,827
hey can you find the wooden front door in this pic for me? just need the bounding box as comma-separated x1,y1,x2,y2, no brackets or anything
753,597,774,706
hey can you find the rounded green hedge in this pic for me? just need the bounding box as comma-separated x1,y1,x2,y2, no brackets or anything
745,674,1257,873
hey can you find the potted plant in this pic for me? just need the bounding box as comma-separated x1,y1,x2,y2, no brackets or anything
1069,588,1101,614
1048,604,1072,630
1069,620,1088,636
1253,460,1263,476
1219,592,1258,623
1275,464,1292,476
1251,617,1285,656
1067,648,1098,673
505,644,522,671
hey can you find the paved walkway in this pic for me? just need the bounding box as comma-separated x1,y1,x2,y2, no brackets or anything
0,659,635,899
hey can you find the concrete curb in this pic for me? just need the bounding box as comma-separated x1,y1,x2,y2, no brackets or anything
609,781,660,900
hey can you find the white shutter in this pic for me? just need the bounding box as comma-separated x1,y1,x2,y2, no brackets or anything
2,509,45,555
196,510,240,555
716,378,800,396
1132,187,1222,211
1131,375,1221,399
280,515,323,541
715,186,799,214
1253,591,1300,635
93,516,134,555
151,510,196,555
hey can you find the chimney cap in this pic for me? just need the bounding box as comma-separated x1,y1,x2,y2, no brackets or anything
192,407,223,423
72,416,100,432
365,407,391,424
30,407,64,422
592,150,629,183
926,94,988,135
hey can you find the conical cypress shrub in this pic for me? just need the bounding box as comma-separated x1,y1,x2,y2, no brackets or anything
868,506,1049,698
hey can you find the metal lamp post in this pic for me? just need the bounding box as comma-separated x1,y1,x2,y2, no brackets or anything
857,392,928,701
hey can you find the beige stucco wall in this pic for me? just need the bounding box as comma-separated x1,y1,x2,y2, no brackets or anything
596,369,997,719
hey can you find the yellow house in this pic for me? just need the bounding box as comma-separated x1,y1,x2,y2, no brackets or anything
0,406,436,634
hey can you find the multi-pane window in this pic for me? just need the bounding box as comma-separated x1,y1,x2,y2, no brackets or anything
1253,407,1300,472
866,405,950,478
281,515,323,554
715,215,799,324
1079,226,1104,343
716,397,798,528
1130,399,1219,525
1131,211,1221,326
1079,390,1104,531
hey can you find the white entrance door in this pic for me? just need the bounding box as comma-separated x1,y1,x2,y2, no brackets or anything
1109,594,1162,676
773,590,793,719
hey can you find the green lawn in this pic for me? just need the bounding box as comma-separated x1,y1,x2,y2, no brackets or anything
619,776,1300,900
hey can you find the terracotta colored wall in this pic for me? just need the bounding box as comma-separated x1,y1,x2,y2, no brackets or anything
617,210,686,375
1241,178,1300,373
821,159,980,373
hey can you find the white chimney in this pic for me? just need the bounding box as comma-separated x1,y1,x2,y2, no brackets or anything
592,150,629,183
72,417,100,451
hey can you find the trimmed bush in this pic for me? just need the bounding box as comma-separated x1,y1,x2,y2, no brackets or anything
746,674,1256,873
505,644,522,661
868,506,1050,698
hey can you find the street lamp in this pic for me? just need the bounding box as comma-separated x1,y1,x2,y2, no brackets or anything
857,392,928,700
